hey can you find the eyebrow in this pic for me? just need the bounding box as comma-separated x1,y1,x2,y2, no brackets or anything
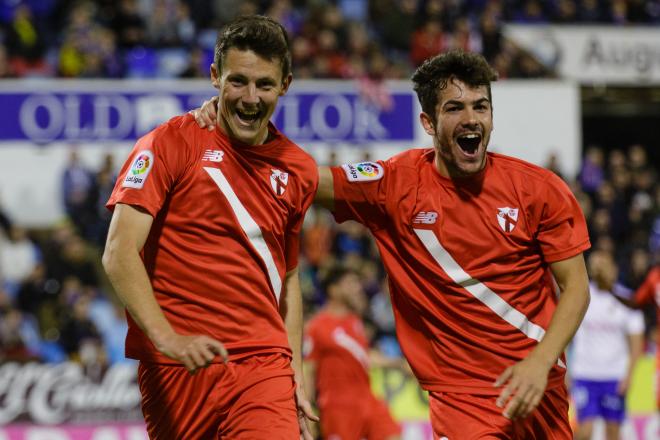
228,73,278,84
442,97,491,107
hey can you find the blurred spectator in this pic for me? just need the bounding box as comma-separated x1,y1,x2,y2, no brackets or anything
579,0,605,22
410,19,445,67
371,0,417,57
0,225,41,297
579,145,606,197
0,44,15,77
147,0,195,47
302,207,334,272
512,0,549,23
553,0,578,23
111,0,147,49
61,149,95,236
451,17,481,53
0,307,38,362
48,235,99,288
595,181,628,241
179,46,206,78
4,4,50,76
59,290,102,358
479,8,503,62
544,151,564,180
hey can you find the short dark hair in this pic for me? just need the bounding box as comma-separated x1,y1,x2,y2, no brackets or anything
321,266,357,294
411,50,498,116
214,15,291,82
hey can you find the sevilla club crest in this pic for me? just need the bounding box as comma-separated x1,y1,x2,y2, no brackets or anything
497,207,519,232
270,169,289,196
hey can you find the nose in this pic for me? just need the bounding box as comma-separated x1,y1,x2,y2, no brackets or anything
243,83,259,105
462,107,479,128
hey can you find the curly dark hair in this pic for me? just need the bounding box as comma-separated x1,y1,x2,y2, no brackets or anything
411,50,498,116
214,15,291,83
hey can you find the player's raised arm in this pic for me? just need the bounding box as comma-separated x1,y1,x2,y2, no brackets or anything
314,166,335,211
102,203,228,372
495,253,589,419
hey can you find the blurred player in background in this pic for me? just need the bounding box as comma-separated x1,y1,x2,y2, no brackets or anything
193,49,590,439
571,250,644,440
103,15,318,439
614,260,660,418
304,266,402,440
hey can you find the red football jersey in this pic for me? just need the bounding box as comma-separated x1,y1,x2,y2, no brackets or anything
304,311,371,406
633,266,660,357
331,150,590,394
107,114,318,363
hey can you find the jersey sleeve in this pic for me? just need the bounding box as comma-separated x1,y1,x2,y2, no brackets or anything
535,172,591,263
625,308,645,335
284,164,319,271
633,268,659,306
106,122,189,217
330,160,390,230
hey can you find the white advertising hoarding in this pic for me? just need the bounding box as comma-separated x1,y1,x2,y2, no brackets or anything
0,79,579,226
504,24,660,84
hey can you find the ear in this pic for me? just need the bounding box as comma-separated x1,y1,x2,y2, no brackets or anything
210,63,220,90
279,73,293,96
419,112,435,136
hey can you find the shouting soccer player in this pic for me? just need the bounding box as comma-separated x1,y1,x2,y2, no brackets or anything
194,50,591,439
103,16,318,439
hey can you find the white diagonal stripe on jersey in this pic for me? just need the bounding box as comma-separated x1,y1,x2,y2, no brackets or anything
414,228,566,368
204,167,282,302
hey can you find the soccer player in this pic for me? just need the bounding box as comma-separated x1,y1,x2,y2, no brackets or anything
102,16,318,439
193,50,591,439
571,250,644,440
304,266,402,440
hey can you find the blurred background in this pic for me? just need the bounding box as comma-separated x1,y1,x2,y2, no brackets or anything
0,0,658,439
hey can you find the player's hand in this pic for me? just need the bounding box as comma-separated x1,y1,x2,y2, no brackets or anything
493,354,552,420
616,376,630,395
190,96,219,131
294,382,319,440
156,332,228,373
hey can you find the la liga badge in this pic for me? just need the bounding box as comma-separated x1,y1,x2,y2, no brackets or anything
341,161,384,182
122,150,154,189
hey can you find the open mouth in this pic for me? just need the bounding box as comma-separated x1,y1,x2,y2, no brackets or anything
235,107,261,125
456,133,481,155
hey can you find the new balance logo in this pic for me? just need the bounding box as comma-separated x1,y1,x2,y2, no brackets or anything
413,211,438,224
202,149,224,162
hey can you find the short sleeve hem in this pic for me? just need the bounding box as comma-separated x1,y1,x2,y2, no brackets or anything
542,239,591,264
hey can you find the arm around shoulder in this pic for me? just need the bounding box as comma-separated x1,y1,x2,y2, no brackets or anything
314,166,335,211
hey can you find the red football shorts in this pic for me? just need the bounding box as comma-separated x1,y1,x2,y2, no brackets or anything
429,384,572,440
320,394,401,440
137,352,299,439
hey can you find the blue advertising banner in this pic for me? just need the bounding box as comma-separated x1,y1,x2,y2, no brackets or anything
0,81,414,143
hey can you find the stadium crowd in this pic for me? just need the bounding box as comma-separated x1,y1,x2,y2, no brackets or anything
1,0,660,81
